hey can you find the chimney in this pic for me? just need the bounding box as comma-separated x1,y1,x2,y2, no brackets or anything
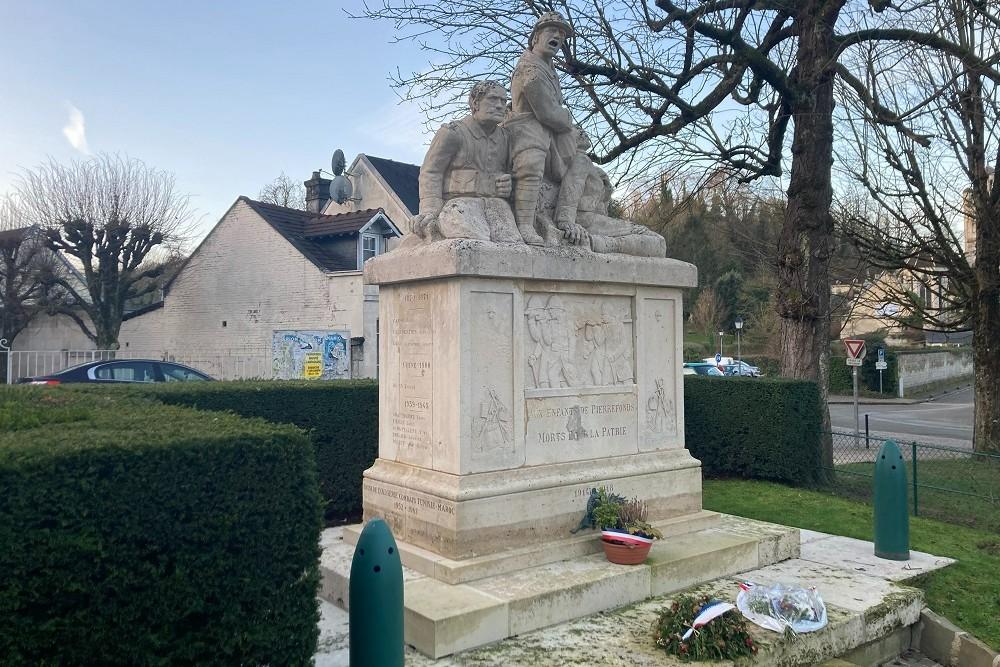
304,171,332,214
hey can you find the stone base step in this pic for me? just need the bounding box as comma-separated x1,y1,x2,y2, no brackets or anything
320,514,799,658
341,508,721,585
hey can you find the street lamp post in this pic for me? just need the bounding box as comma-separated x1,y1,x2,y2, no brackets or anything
734,316,743,373
717,331,724,357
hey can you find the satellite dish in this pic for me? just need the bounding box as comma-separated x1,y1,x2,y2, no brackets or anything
330,175,353,204
331,149,346,176
329,148,353,204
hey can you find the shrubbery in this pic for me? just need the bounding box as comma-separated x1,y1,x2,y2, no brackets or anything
829,334,898,395
685,375,823,484
0,388,321,666
141,380,378,523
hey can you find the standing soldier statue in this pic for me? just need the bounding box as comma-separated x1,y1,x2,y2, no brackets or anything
504,12,578,246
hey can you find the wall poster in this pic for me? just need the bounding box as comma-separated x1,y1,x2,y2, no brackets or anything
272,330,351,380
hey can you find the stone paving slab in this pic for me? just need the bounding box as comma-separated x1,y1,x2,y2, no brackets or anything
799,532,955,582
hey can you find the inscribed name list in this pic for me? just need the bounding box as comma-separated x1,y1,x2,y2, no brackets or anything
525,390,639,464
391,291,433,463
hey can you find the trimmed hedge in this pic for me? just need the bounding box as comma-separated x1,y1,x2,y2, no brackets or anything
684,375,823,484
139,380,378,523
0,388,321,666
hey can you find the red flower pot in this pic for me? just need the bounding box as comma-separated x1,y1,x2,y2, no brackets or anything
600,530,654,565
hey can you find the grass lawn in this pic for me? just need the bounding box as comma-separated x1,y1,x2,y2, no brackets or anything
703,479,1000,651
829,459,1000,534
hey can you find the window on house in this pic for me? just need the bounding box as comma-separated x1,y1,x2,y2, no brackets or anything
362,234,379,263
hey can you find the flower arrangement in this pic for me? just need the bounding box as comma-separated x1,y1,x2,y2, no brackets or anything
590,488,663,540
653,594,757,662
581,487,663,564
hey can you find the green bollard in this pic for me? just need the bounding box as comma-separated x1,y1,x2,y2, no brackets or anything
873,440,910,560
349,518,404,666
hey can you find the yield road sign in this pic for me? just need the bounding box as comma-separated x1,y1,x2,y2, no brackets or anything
844,338,866,361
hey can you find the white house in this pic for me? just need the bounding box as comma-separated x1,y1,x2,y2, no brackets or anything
11,154,420,380
118,194,402,379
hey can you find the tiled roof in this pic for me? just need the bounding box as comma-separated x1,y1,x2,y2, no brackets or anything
366,156,420,215
242,198,386,272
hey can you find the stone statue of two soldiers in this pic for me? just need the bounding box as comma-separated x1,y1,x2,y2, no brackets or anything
408,12,665,258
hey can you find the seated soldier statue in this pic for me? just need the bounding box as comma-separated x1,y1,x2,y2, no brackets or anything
407,81,525,245
554,128,667,257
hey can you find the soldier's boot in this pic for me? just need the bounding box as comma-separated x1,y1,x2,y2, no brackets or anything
512,150,546,245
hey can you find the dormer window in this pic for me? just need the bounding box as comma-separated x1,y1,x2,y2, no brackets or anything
362,233,380,263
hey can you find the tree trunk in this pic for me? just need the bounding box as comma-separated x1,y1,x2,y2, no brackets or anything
776,2,839,475
972,201,1000,453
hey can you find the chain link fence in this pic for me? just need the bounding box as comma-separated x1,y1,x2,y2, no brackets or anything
826,430,1000,533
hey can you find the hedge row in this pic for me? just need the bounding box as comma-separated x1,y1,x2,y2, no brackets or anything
0,388,321,666
684,375,823,484
829,337,899,395
140,380,378,523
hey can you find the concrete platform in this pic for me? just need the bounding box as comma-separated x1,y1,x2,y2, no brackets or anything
316,560,925,666
320,514,799,658
316,521,961,666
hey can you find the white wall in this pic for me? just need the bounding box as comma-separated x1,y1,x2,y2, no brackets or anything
897,349,973,397
119,199,379,379
12,311,94,351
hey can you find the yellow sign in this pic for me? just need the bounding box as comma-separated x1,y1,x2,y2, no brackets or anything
303,353,322,379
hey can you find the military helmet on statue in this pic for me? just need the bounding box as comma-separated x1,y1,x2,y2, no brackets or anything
529,11,574,46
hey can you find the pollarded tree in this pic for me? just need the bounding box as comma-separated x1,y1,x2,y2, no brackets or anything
837,1,1000,452
363,0,999,467
0,196,56,351
15,154,194,349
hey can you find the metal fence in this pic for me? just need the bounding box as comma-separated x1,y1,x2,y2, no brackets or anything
826,429,999,530
0,344,275,383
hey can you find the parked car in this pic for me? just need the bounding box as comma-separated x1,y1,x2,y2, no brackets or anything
721,360,762,377
19,359,214,385
683,362,725,377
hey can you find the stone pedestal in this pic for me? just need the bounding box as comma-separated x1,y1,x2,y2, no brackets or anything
355,240,704,581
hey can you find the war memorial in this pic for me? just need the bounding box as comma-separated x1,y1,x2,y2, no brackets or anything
321,13,954,663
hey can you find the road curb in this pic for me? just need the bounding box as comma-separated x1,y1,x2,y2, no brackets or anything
828,396,922,405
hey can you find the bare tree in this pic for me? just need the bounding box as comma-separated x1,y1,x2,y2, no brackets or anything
689,288,724,340
15,154,194,349
0,196,58,351
258,173,306,210
362,1,999,468
838,1,1000,452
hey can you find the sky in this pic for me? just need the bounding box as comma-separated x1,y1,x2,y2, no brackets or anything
0,0,435,240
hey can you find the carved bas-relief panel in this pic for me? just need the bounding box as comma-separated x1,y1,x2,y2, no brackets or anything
639,295,680,450
524,293,634,389
390,290,434,468
467,290,519,472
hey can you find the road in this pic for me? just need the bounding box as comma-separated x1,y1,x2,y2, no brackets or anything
829,386,973,445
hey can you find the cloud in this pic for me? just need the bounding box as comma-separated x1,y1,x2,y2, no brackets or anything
62,104,90,154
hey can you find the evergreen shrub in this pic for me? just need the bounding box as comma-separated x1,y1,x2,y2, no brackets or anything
0,388,321,666
141,380,378,522
684,375,823,484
